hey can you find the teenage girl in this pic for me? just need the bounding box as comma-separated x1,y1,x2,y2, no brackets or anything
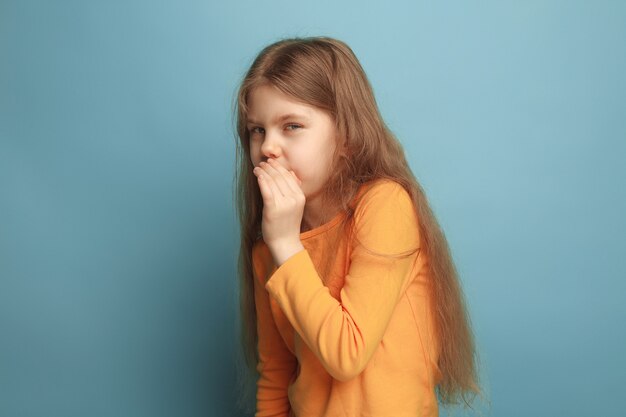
233,36,480,417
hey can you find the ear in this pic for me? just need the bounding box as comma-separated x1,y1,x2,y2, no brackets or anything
336,137,350,158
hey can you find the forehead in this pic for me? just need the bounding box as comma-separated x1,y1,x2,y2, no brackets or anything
246,84,314,124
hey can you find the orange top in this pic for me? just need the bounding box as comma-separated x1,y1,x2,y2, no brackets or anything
252,179,442,417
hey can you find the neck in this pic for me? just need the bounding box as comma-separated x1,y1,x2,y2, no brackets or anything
301,195,338,233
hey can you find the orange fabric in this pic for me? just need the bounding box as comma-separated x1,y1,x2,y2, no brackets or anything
253,179,441,417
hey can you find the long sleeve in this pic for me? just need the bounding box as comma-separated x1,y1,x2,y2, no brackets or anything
265,181,421,382
253,246,297,417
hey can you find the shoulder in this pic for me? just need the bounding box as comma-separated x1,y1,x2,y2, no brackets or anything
352,179,420,253
354,178,414,220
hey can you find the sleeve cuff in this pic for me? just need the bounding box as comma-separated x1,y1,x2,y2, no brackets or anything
265,248,323,300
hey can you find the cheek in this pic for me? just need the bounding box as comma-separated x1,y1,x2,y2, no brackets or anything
249,143,261,166
289,155,309,179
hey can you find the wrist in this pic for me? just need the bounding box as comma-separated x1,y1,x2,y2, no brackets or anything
268,238,304,266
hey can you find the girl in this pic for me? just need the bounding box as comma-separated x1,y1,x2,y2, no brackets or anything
233,36,480,416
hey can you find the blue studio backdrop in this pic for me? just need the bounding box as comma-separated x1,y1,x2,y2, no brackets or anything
1,1,625,416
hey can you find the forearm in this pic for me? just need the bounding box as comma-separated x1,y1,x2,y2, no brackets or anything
265,248,417,382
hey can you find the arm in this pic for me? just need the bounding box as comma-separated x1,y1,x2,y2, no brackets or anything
253,245,297,417
265,181,421,381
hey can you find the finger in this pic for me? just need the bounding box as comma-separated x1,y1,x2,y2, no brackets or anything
282,169,302,193
257,164,285,205
260,160,295,197
253,167,275,204
265,159,302,195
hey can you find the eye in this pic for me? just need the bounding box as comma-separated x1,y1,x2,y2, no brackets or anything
248,125,300,135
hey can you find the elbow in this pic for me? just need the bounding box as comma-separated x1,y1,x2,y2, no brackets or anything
316,312,370,382
328,367,363,382
326,361,366,382
320,350,368,382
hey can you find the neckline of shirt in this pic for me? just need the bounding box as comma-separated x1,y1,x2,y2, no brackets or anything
298,179,386,241
299,210,346,240
280,178,395,242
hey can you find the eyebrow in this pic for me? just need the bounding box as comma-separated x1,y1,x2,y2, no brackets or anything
247,113,310,125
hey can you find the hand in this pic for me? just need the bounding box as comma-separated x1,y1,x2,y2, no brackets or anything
253,158,306,265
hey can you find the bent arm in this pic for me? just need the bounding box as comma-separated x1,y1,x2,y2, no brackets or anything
265,181,421,381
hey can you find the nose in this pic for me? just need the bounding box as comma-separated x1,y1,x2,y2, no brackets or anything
260,131,281,161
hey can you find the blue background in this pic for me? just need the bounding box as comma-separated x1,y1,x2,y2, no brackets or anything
1,1,624,416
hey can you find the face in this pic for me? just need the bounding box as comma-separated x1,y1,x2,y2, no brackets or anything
246,84,337,202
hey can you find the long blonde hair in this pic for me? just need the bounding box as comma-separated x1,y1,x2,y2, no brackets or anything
232,36,481,410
